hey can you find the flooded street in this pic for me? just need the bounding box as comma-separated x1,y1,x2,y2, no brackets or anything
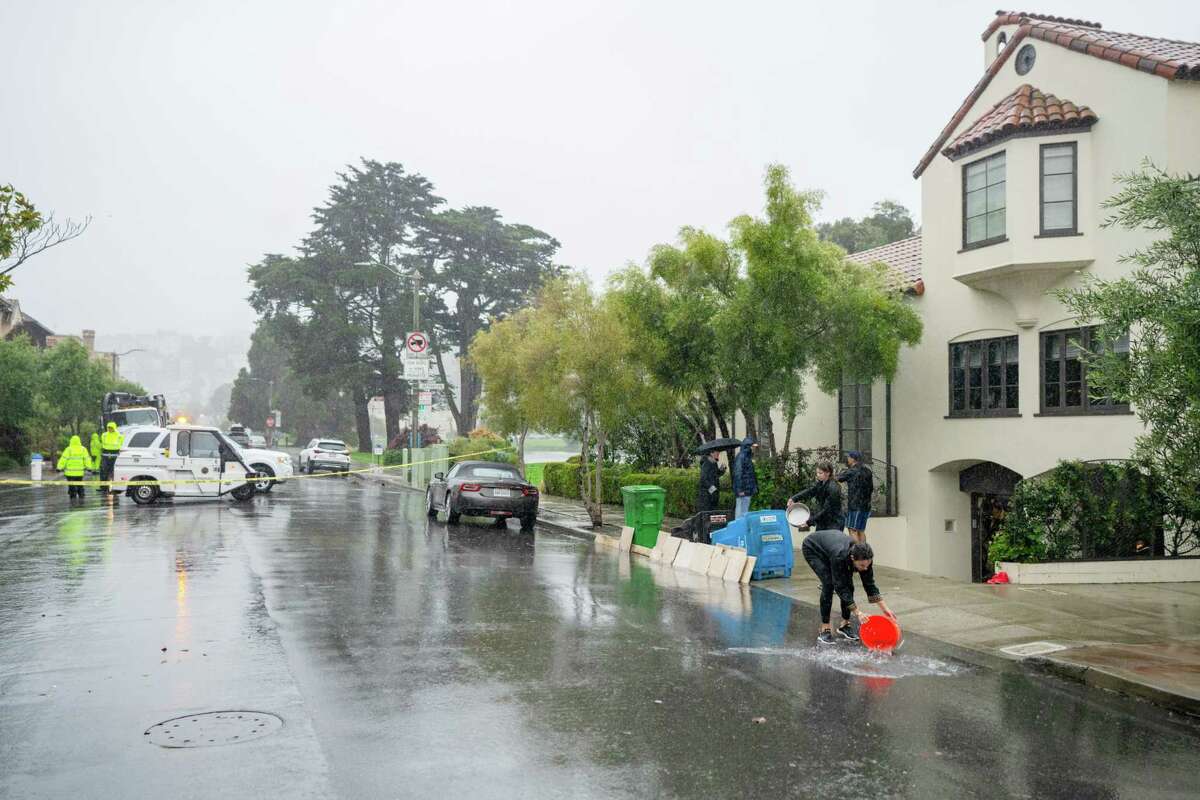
2,478,1197,799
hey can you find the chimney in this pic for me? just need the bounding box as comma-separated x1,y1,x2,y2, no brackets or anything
82,329,96,353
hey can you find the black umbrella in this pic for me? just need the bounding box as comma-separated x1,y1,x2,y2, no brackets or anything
692,437,742,455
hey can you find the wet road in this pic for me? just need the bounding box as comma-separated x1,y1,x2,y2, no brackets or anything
2,477,1198,799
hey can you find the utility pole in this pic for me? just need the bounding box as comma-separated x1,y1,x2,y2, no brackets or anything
409,266,420,475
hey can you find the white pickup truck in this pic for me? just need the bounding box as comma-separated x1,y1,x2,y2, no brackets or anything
113,425,258,504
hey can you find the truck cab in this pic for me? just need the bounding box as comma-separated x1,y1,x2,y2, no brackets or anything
102,392,169,434
114,425,256,504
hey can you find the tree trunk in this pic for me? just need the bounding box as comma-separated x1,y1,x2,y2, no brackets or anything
432,345,462,436
517,426,528,475
589,426,606,527
742,409,758,443
353,391,372,453
783,411,797,457
381,328,403,444
703,385,730,439
759,409,777,458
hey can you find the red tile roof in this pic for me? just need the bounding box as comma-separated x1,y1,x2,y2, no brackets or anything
943,85,1097,160
914,12,1200,178
982,11,1101,41
846,235,923,293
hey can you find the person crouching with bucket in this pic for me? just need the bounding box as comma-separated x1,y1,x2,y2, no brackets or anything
800,530,896,645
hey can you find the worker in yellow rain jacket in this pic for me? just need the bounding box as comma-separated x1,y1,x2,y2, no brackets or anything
57,435,94,499
99,422,124,494
89,433,103,492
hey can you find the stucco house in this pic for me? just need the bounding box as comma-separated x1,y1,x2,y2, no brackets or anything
774,11,1200,582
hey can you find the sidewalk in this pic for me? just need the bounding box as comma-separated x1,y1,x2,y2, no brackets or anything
359,471,1200,716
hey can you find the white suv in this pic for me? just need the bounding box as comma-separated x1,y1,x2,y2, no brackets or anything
299,438,352,474
114,425,256,504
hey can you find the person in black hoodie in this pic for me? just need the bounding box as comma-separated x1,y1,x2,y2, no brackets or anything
696,451,725,512
800,530,896,645
837,451,874,544
787,461,844,531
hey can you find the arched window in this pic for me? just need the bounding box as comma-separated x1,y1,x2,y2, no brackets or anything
996,32,1008,59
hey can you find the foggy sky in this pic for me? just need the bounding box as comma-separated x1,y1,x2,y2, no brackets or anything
4,1,1196,338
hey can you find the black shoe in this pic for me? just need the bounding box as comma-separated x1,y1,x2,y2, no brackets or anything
836,624,860,642
816,630,836,645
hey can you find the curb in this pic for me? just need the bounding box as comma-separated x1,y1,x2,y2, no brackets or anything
1026,656,1200,720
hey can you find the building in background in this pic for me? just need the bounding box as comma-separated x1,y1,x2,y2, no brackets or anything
774,10,1200,582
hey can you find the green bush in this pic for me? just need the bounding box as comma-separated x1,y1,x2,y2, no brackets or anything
989,460,1165,565
448,433,513,464
543,462,580,497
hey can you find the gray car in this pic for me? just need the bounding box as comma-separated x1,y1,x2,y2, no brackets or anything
426,461,539,532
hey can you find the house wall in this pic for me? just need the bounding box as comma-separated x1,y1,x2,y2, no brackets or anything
770,36,1198,582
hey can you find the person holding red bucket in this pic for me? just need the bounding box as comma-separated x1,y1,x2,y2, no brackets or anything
800,529,897,646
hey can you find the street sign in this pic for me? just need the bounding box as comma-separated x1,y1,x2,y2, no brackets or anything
418,390,432,405
403,358,430,380
405,331,429,354
372,444,384,456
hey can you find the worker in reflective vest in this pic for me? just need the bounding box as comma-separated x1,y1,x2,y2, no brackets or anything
99,422,124,494
89,433,103,492
57,435,95,499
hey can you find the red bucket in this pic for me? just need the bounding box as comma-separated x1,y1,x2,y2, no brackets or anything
860,615,902,653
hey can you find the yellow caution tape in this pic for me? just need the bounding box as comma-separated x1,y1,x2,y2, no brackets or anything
0,446,517,488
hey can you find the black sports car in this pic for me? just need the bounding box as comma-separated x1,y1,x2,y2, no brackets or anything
426,460,539,532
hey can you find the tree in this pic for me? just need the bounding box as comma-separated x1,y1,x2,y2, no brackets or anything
228,320,357,444
0,184,88,292
816,199,916,254
40,340,112,436
422,206,563,435
1058,163,1200,555
0,334,41,460
468,307,539,472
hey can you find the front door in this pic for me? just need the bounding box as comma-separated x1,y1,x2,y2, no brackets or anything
970,493,1010,582
176,430,222,495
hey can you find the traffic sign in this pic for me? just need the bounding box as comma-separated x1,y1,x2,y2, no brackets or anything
403,358,431,380
405,331,429,354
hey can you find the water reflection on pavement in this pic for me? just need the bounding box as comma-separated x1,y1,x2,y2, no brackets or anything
1,478,1197,799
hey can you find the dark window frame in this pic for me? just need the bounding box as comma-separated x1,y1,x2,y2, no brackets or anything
1039,327,1131,416
838,380,872,460
1039,142,1078,236
962,151,1007,250
948,336,1021,418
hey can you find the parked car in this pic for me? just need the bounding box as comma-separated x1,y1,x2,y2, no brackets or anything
113,425,257,504
248,434,267,448
299,438,352,474
426,460,539,532
227,425,251,446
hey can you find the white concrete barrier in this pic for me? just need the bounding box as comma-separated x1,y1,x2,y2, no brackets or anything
999,557,1200,584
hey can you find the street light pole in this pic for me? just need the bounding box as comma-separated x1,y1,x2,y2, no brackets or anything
410,266,420,470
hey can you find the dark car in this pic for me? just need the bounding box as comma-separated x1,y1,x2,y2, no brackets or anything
426,461,539,532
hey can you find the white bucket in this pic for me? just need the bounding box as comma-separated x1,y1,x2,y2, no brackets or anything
786,503,811,528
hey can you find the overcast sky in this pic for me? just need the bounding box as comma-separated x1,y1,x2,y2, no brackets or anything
4,1,1196,337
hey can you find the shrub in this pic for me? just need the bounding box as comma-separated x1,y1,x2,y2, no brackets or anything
989,460,1166,565
448,433,512,464
543,462,580,497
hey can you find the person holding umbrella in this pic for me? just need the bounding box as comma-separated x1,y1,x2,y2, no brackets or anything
696,450,726,512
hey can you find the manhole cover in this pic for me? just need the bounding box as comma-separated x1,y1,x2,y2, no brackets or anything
1000,641,1068,658
145,711,282,748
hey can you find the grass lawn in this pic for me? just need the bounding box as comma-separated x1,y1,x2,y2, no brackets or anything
524,462,546,488
350,451,377,465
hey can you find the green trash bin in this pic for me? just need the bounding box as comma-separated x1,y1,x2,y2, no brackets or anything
620,484,667,548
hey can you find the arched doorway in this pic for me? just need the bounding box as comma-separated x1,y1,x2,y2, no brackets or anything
959,462,1022,582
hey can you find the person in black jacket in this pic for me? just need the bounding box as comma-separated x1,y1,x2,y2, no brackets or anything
696,451,725,512
787,461,844,531
732,437,759,519
800,530,896,645
836,451,874,544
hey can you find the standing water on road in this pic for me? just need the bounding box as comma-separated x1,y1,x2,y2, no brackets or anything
1,478,1197,799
